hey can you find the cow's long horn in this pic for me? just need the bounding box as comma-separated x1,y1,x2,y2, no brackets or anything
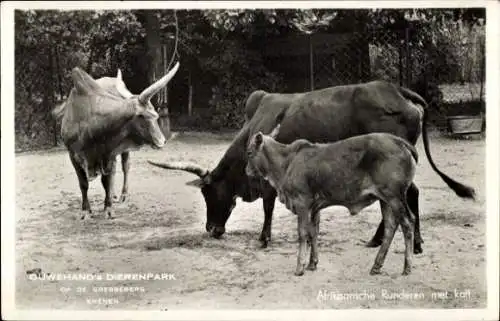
139,62,180,104
147,160,209,178
71,67,101,95
115,69,134,99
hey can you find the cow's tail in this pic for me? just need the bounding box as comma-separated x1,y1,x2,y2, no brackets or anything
398,86,476,200
51,101,66,121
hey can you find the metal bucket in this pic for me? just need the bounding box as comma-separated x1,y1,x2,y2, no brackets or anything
447,115,483,135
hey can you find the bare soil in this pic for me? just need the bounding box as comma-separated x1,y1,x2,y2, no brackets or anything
15,131,486,310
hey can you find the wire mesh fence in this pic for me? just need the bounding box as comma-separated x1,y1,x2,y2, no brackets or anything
309,26,485,101
303,24,485,130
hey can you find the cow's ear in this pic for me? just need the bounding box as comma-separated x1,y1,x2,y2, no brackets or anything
186,178,205,188
269,124,280,139
255,133,263,146
72,67,102,96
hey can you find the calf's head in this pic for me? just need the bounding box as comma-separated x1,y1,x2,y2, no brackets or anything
246,124,281,179
245,132,266,178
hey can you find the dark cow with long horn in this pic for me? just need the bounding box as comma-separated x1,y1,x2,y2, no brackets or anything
58,62,180,219
148,80,476,253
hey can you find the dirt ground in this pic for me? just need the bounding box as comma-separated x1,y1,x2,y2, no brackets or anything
14,131,486,310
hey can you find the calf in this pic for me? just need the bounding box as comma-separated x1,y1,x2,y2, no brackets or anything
245,126,418,276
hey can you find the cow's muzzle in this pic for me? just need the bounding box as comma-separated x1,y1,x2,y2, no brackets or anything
152,136,166,149
206,222,225,239
245,164,257,177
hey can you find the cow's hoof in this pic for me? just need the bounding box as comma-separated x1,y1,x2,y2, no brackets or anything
365,239,382,248
306,262,318,271
259,238,271,249
259,234,270,249
104,208,114,220
369,267,381,275
402,268,412,276
414,243,423,254
119,194,128,203
295,264,306,276
80,210,92,220
294,269,305,276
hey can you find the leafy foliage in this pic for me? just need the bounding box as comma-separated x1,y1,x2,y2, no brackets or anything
203,41,285,129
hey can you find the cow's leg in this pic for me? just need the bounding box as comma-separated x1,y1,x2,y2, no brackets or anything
101,161,116,219
366,206,385,248
307,210,320,271
295,209,310,276
370,200,398,275
69,154,92,219
119,152,130,202
407,183,423,254
400,198,415,276
368,184,423,255
260,189,277,248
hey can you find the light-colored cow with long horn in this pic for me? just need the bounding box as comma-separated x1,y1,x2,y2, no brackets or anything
55,62,180,219
53,67,138,202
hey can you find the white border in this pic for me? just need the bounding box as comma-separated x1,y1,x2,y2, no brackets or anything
2,1,499,320
1,1,497,10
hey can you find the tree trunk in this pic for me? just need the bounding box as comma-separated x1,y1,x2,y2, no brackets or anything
143,11,174,137
144,11,163,109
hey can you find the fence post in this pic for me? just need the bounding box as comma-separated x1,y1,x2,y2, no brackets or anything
309,34,314,91
479,39,485,105
47,45,58,147
54,45,64,147
188,69,193,117
399,30,403,87
405,26,411,87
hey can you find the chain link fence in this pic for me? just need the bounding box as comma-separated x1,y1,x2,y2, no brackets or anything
307,25,485,130
15,44,63,150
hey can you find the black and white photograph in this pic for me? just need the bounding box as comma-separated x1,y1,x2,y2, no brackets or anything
1,1,499,320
